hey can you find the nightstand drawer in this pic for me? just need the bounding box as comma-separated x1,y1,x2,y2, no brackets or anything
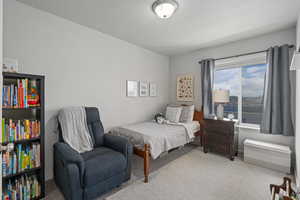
202,119,237,161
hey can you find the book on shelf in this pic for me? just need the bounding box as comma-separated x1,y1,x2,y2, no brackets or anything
2,79,40,109
2,143,40,177
1,118,40,144
2,174,41,200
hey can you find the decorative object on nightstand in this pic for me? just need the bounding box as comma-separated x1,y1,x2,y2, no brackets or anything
214,89,229,120
202,118,238,161
228,113,235,120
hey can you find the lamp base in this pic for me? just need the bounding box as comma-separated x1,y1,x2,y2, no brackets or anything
216,104,224,120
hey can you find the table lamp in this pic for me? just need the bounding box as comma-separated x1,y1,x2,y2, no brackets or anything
214,89,230,120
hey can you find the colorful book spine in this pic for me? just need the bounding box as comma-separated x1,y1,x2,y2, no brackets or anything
1,143,41,177
2,118,5,143
7,86,10,107
25,79,28,108
1,119,41,143
14,86,18,108
2,79,32,108
2,175,41,200
10,85,13,109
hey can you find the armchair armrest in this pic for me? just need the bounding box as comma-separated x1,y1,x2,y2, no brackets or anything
104,134,133,157
54,142,85,184
104,134,133,181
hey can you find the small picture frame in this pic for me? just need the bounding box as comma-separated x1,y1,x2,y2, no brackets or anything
149,83,157,97
126,80,139,97
139,81,149,97
3,58,18,72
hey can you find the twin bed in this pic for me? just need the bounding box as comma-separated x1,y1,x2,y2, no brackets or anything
111,110,204,183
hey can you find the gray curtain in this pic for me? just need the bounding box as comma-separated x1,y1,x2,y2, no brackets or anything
260,44,294,136
200,59,215,119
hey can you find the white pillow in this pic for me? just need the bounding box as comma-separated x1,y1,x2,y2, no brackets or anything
180,105,195,123
166,106,182,123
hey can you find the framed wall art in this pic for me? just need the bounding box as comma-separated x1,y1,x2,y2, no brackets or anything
126,80,139,97
139,81,149,97
149,83,157,97
177,74,194,101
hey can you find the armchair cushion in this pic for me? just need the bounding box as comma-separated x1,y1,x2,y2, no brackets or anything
81,147,126,187
85,107,105,147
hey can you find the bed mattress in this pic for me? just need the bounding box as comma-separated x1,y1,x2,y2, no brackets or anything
110,121,200,159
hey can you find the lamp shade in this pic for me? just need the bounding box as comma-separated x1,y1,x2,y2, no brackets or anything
214,89,230,103
290,51,300,70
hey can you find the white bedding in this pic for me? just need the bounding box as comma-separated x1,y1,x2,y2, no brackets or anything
110,121,200,159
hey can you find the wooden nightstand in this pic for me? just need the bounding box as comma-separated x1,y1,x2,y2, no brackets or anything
202,119,238,161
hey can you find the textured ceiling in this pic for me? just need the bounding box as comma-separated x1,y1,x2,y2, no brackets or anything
17,0,300,55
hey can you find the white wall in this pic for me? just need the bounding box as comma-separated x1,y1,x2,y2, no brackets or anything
170,28,296,152
4,0,170,180
298,15,300,48
295,13,300,189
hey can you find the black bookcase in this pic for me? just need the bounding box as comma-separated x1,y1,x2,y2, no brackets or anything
1,72,45,199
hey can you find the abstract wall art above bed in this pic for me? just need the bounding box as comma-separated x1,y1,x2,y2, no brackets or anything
177,74,194,101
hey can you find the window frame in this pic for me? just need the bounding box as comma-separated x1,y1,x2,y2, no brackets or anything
214,52,267,128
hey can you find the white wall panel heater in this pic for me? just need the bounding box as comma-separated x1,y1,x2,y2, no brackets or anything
244,139,291,174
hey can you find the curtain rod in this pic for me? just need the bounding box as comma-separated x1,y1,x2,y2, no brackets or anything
198,45,295,64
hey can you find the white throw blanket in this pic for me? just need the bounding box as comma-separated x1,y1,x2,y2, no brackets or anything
58,107,93,153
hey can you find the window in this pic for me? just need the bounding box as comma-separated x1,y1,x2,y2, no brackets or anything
214,67,240,120
241,64,266,124
214,60,267,126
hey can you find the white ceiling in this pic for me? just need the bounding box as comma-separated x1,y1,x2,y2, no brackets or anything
17,0,300,55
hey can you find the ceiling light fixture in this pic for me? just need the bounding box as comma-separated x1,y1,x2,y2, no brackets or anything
152,0,179,19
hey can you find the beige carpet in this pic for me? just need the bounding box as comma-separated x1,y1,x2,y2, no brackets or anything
106,148,287,200
46,146,289,200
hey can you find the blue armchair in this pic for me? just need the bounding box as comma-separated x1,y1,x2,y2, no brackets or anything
54,107,133,200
